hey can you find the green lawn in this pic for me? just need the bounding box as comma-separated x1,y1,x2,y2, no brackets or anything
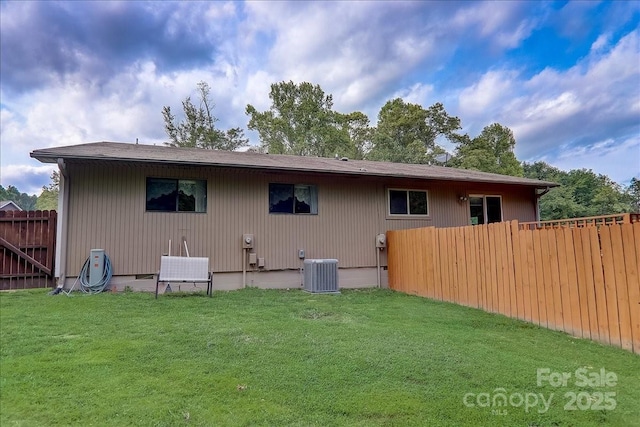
1,288,638,426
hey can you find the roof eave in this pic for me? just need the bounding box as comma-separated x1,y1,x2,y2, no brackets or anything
30,149,559,189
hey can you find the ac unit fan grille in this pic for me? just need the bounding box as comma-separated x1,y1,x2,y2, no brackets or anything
303,259,339,293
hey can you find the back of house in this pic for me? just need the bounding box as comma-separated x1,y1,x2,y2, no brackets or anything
31,142,556,291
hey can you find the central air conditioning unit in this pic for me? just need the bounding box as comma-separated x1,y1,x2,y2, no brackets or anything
303,259,339,293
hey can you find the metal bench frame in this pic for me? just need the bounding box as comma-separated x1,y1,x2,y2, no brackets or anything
155,256,212,298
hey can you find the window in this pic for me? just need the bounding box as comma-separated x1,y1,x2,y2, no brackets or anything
469,195,502,225
146,178,207,212
269,183,318,214
388,189,428,216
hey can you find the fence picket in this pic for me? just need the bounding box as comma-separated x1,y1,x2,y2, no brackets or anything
511,221,525,320
531,229,545,327
574,227,594,341
456,226,468,306
519,230,531,322
610,225,633,351
600,226,622,348
626,223,640,354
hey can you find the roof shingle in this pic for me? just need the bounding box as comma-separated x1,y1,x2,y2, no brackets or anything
31,141,558,188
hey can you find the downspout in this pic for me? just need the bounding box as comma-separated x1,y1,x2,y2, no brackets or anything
54,158,70,289
535,187,550,223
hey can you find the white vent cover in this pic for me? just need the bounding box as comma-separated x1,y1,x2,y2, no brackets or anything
303,259,339,293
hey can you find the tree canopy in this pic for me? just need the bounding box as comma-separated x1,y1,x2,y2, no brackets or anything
158,79,637,221
162,81,248,150
35,171,59,210
450,123,523,177
246,81,355,157
0,185,37,210
367,99,460,164
523,162,635,220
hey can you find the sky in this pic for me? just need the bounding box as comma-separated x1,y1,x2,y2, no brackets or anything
1,0,639,196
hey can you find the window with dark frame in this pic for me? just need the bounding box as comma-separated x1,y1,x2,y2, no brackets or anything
388,189,428,216
469,195,502,225
269,183,318,214
146,178,207,212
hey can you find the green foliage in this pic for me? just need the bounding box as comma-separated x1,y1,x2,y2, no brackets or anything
163,81,248,150
1,289,638,426
523,162,634,220
246,81,356,157
337,111,373,160
367,99,461,164
35,170,59,210
168,78,634,223
451,123,523,176
0,185,37,210
625,177,640,212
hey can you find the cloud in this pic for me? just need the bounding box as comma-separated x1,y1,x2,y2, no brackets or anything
541,136,640,184
0,2,238,94
451,1,538,48
454,28,639,171
0,0,637,193
458,70,517,117
0,165,56,195
241,2,447,111
590,33,611,52
391,83,436,108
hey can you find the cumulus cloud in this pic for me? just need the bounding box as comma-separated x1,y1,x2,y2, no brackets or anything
458,70,517,117
451,1,538,48
0,164,56,195
0,0,637,192
242,1,448,110
0,1,236,94
453,28,639,183
542,137,639,185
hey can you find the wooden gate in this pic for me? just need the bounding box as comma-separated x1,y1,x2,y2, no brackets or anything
0,210,57,290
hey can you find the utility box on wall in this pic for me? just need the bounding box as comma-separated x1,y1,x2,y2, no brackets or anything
89,249,105,286
303,259,339,293
242,234,254,249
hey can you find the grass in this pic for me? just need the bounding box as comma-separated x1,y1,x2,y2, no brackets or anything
1,288,639,426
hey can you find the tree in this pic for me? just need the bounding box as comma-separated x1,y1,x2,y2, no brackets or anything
452,123,523,176
522,161,564,182
35,171,59,210
162,81,248,150
625,178,640,212
337,111,373,160
0,185,37,210
367,99,461,164
246,81,355,157
523,162,633,220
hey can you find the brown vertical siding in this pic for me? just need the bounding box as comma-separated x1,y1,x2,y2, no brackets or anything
65,161,539,277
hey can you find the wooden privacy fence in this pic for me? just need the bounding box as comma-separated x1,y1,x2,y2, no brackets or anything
387,220,640,354
0,210,57,290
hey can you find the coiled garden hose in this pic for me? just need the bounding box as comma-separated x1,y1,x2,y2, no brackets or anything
78,254,113,294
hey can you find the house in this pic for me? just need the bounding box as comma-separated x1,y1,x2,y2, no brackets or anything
0,201,23,211
31,141,557,291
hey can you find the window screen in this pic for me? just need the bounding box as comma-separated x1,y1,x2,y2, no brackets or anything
146,178,206,212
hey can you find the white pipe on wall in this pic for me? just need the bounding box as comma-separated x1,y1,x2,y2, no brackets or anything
376,248,381,288
242,248,247,288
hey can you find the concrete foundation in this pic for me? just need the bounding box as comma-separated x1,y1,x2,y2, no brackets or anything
60,267,389,294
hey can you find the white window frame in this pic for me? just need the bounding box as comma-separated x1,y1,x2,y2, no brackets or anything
387,188,430,217
469,194,503,225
